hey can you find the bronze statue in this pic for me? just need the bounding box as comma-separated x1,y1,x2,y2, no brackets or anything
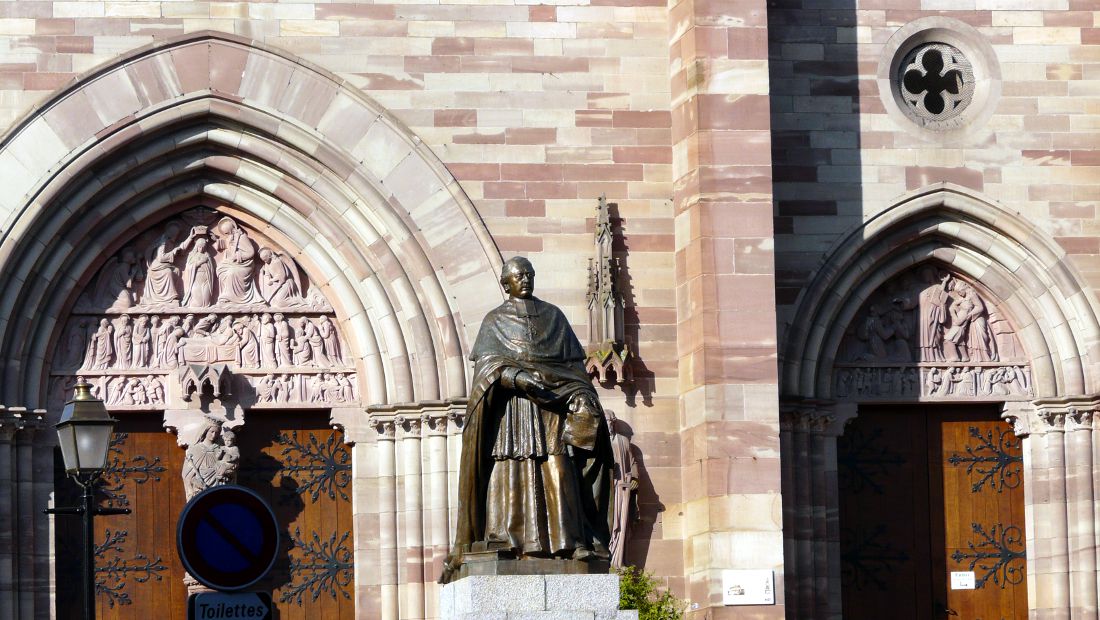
441,257,614,583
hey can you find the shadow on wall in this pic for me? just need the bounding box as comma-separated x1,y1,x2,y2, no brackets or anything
606,201,656,409
770,0,865,317
769,0,864,616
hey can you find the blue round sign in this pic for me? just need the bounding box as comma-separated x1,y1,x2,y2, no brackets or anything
176,485,280,591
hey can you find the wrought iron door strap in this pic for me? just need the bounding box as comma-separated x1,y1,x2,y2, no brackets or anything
94,528,168,607
950,522,1025,589
280,528,353,605
947,426,1022,494
276,431,352,502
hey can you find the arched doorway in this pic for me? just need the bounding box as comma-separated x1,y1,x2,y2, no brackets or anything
830,264,1029,619
0,33,503,619
779,185,1100,620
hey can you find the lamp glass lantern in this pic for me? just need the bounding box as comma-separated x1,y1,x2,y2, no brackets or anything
55,380,117,476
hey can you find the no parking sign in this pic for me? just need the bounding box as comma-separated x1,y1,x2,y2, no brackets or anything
176,485,280,592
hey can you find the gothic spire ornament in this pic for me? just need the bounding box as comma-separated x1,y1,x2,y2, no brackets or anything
585,195,631,386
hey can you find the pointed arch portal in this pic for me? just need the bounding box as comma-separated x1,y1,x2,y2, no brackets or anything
0,31,503,414
0,32,505,619
779,184,1100,620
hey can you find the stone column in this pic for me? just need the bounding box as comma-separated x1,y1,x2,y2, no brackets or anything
397,415,425,620
0,409,45,619
780,400,856,620
422,412,451,619
1003,398,1100,619
1066,407,1097,618
373,418,400,620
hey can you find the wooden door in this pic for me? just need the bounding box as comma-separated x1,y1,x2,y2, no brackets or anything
55,412,354,618
54,414,184,620
839,406,1027,620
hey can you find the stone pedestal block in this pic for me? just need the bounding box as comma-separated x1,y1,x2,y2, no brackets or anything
439,573,639,620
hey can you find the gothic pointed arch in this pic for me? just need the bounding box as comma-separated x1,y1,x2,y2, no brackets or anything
0,31,504,413
782,183,1100,401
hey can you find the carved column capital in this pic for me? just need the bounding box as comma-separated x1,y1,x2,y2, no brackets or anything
369,415,397,441
780,400,857,437
395,414,422,435
1026,396,1100,436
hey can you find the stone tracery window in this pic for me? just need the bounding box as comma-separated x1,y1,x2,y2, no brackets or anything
898,42,975,127
49,207,358,411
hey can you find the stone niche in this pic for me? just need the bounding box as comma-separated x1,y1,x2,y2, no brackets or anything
48,207,358,411
833,265,1031,402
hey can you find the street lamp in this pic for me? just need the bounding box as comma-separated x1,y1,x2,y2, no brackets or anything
45,380,130,620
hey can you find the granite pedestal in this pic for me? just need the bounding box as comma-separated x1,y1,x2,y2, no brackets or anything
439,572,639,620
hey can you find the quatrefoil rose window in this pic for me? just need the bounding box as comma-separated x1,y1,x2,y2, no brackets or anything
897,42,976,129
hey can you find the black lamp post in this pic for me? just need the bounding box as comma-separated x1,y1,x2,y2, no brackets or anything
44,380,130,620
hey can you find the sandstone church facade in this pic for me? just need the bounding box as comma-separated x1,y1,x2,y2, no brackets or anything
0,1,1093,619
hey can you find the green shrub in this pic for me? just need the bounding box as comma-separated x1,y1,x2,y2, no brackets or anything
618,565,685,620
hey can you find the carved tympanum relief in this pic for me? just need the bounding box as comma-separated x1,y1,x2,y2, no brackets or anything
834,266,1032,401
49,208,357,410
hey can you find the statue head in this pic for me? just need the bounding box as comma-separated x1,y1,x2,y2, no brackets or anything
500,256,535,299
259,248,273,264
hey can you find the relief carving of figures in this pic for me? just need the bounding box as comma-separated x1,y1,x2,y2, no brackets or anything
260,313,277,368
132,316,151,368
318,316,342,364
182,231,216,308
273,313,292,367
62,320,91,369
182,422,238,500
233,320,261,368
88,318,114,370
52,209,353,411
97,248,142,311
917,267,951,362
252,372,358,405
143,223,189,306
259,248,304,306
836,364,1032,400
213,217,262,305
300,318,326,365
842,266,1013,365
113,315,133,370
855,303,911,362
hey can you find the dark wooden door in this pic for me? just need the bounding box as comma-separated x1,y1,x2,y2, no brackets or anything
839,406,1027,620
55,412,354,619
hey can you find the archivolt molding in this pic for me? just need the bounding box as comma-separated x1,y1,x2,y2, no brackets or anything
0,32,503,412
782,184,1100,401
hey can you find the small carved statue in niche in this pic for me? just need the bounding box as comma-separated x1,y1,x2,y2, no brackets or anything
182,421,237,500
182,233,216,308
213,217,262,304
606,410,637,569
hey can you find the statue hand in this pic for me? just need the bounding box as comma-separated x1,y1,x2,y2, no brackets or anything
515,371,552,396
